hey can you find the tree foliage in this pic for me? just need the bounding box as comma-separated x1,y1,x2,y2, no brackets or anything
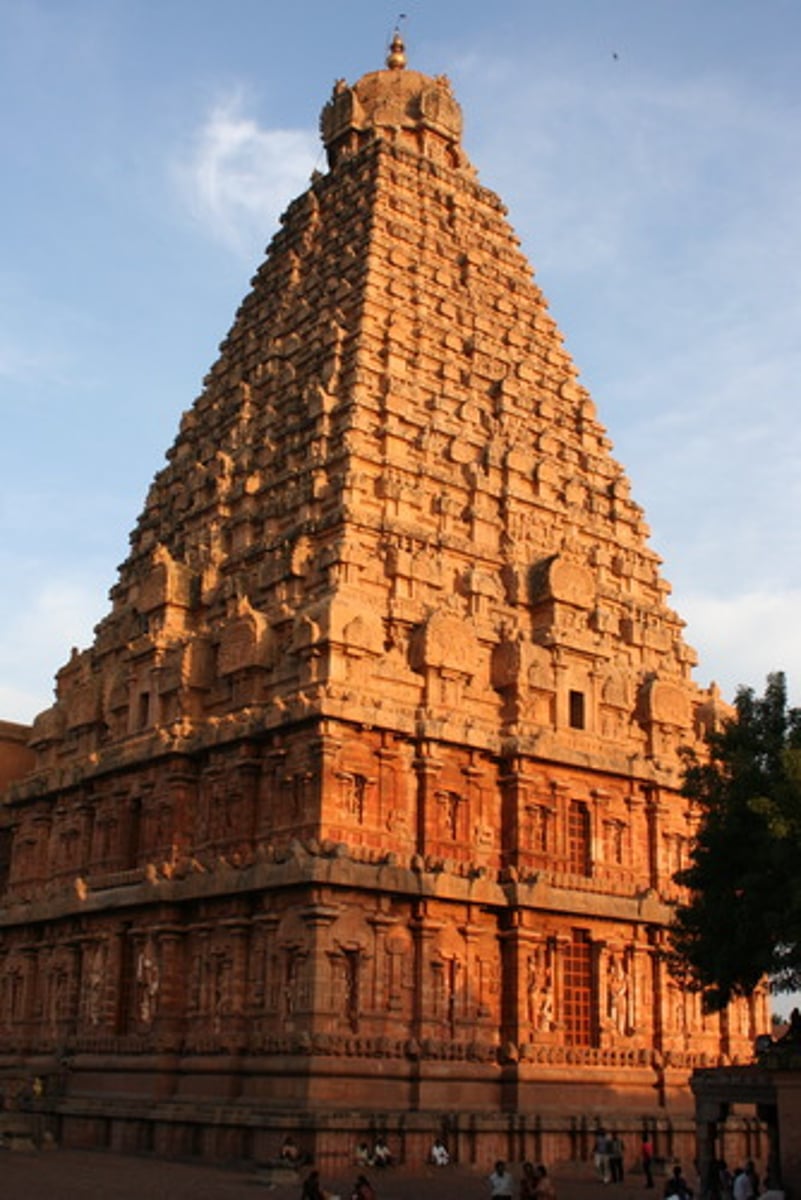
670,672,801,1011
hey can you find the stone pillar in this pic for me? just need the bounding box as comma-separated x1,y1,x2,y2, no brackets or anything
151,923,185,1050
649,928,667,1081
498,755,526,873
590,788,611,876
459,918,483,1033
411,907,444,1041
76,797,94,874
228,916,251,1047
33,812,52,887
23,946,39,1037
644,788,666,893
368,912,400,1021
553,650,568,731
61,938,81,1043
251,912,280,1022
108,922,129,1036
260,747,287,841
594,938,611,1045
234,742,262,843
298,900,339,1031
165,757,198,862
413,743,442,856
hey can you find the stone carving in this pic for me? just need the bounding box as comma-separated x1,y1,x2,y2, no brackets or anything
138,544,195,613
531,555,595,610
84,942,106,1027
642,677,692,728
527,943,555,1032
606,953,630,1037
218,595,272,675
136,936,160,1026
411,609,479,676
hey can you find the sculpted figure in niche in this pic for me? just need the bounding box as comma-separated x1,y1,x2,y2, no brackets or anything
527,805,549,854
48,968,68,1033
284,948,301,1017
670,981,688,1043
136,936,160,1025
607,954,629,1036
85,942,106,1027
526,945,554,1032
212,957,232,1034
342,947,361,1033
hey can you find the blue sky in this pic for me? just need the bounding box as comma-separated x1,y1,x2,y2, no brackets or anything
1,0,800,724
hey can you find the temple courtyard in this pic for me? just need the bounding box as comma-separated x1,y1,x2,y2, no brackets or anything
0,1148,685,1200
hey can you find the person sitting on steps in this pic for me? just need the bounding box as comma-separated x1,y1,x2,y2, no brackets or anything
372,1135,392,1168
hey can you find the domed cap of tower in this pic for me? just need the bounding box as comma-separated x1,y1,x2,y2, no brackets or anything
320,31,468,171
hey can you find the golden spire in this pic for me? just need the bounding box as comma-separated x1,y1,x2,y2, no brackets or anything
386,29,407,70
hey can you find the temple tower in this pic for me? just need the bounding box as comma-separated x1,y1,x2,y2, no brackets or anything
0,36,764,1166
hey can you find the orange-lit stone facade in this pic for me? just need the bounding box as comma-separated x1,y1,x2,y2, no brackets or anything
0,41,767,1168
0,722,33,795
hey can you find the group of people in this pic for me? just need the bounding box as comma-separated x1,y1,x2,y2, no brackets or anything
658,1153,780,1200
594,1128,626,1184
283,1135,379,1200
299,1149,556,1200
301,1168,376,1200
489,1159,556,1200
710,1158,783,1200
296,1135,781,1200
354,1136,393,1169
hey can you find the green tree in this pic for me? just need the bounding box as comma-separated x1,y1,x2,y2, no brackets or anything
670,672,801,1010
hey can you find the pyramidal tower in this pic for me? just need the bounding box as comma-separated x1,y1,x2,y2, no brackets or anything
0,36,763,1167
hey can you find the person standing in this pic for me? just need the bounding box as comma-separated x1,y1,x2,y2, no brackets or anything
521,1162,539,1200
744,1161,759,1199
717,1160,734,1200
533,1164,557,1200
595,1128,611,1184
641,1133,655,1189
352,1174,376,1200
609,1132,624,1183
664,1164,693,1200
489,1159,514,1199
301,1170,326,1200
733,1167,755,1200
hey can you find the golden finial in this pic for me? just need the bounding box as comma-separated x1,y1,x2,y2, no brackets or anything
386,29,407,70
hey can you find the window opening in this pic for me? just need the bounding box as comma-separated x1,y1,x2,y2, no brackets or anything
563,929,594,1046
569,689,585,729
568,800,591,876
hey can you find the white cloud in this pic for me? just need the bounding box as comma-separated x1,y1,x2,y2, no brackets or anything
681,589,801,705
173,91,319,256
0,575,107,724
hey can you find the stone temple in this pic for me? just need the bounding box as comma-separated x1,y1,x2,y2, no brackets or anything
0,36,767,1169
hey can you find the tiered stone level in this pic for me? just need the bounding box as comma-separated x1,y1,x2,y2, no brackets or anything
0,37,765,1167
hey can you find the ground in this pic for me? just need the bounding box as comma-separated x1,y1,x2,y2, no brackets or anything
0,1147,688,1200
